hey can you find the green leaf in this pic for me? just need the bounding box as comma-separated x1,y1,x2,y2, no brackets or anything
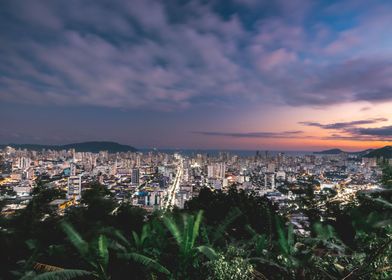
163,215,183,246
121,253,170,275
275,218,289,255
19,271,36,280
111,229,131,249
287,223,294,254
373,197,392,209
191,210,203,249
212,207,241,244
140,224,150,245
132,231,140,248
196,245,217,260
26,239,37,250
184,214,194,254
97,235,109,270
60,222,89,258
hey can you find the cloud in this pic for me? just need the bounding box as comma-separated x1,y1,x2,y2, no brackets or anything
300,117,392,142
299,118,388,130
0,0,392,110
323,134,392,142
354,125,392,136
194,130,304,138
259,48,297,70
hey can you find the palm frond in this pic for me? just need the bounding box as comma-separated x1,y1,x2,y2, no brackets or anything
184,214,194,254
18,271,36,280
60,222,89,258
374,219,392,228
34,262,63,272
287,223,294,253
200,224,211,244
314,223,337,241
101,227,131,249
121,253,170,275
140,224,150,245
275,218,289,255
191,210,203,248
212,207,241,243
132,231,140,248
97,235,109,270
26,239,38,250
32,269,92,280
111,229,131,249
373,197,392,209
245,224,257,236
196,245,217,260
163,215,183,246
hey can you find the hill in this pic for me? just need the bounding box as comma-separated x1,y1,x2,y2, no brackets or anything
314,148,344,155
0,141,137,153
351,148,374,157
314,148,374,156
363,146,392,159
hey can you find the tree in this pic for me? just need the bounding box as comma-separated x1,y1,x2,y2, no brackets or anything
107,225,171,277
163,210,217,279
185,187,273,239
382,165,392,189
60,222,110,280
205,246,254,280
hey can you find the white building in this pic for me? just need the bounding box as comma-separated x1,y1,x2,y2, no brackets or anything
67,175,82,200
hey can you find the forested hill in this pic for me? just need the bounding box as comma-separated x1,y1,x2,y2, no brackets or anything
363,146,392,159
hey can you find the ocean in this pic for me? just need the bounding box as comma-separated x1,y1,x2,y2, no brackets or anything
139,148,314,157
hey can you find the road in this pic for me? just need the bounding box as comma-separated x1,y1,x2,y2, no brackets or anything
162,157,183,210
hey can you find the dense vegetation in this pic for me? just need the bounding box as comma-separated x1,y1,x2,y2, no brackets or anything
0,180,391,279
382,165,392,189
364,146,392,160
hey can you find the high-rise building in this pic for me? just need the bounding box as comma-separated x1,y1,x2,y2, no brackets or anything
264,172,275,189
207,165,214,178
207,163,225,179
132,168,140,185
136,155,141,167
19,157,31,170
70,163,77,176
67,175,82,200
219,162,226,179
267,163,276,173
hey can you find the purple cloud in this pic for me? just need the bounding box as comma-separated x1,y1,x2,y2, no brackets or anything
299,118,388,130
0,0,392,111
300,117,392,142
194,130,304,139
354,125,392,137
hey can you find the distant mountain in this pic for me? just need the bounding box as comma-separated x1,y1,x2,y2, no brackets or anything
363,146,392,159
351,148,374,157
0,141,137,153
314,148,344,155
314,146,392,158
314,148,375,156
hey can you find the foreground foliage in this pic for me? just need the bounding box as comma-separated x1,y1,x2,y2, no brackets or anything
0,184,391,279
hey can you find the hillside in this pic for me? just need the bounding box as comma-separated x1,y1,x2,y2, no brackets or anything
314,148,344,155
314,148,374,156
363,146,392,159
0,141,137,153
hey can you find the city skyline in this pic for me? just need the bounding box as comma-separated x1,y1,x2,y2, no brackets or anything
1,0,392,151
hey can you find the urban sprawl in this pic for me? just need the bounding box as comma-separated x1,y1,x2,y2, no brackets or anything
1,147,389,237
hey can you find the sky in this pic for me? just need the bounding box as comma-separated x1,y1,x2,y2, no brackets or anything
0,0,392,151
